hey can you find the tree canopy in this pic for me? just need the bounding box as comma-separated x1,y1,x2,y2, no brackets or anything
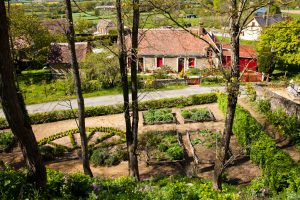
257,19,300,71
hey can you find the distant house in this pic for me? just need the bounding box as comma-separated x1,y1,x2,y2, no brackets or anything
94,19,116,35
42,18,68,35
241,14,288,40
222,44,261,82
125,25,220,73
48,42,91,75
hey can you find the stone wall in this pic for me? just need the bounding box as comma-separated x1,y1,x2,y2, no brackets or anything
256,85,300,121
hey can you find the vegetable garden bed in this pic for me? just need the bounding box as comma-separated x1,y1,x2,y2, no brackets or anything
187,129,221,164
139,130,185,165
142,108,177,125
181,108,215,123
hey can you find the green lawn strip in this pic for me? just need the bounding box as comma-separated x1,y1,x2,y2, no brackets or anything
218,94,300,194
0,93,217,130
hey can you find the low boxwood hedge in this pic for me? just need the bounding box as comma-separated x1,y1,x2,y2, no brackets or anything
0,93,217,129
218,94,300,194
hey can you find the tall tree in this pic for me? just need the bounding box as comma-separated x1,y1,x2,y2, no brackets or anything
65,0,93,177
116,0,140,179
147,0,290,190
0,1,46,188
129,0,140,179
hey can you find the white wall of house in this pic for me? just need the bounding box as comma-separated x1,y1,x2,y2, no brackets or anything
142,56,211,72
240,19,262,41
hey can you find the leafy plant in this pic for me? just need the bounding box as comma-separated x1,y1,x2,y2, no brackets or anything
143,108,173,124
181,108,212,122
0,132,14,150
166,144,184,160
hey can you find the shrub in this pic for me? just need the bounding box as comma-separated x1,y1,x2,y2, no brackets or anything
104,150,128,166
256,99,271,113
0,93,217,130
218,93,300,193
61,173,92,199
0,131,14,150
0,166,28,200
166,144,184,160
187,68,201,76
47,169,65,198
90,148,109,166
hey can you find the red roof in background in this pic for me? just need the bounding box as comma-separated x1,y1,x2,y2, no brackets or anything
222,44,256,59
126,28,218,57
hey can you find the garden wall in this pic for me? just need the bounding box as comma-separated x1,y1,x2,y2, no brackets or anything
256,85,300,121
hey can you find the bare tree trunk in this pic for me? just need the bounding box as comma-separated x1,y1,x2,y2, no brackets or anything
129,0,140,179
0,1,46,189
213,1,240,190
116,0,140,179
65,0,93,177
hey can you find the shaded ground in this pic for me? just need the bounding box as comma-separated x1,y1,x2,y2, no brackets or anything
0,103,260,184
239,97,300,163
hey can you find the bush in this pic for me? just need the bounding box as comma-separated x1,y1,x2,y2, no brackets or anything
166,144,184,160
47,169,65,198
61,172,92,199
187,68,201,76
0,131,14,150
218,93,300,193
90,148,109,166
0,93,217,130
256,99,271,113
153,65,173,79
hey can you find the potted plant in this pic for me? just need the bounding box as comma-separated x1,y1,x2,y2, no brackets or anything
186,68,201,85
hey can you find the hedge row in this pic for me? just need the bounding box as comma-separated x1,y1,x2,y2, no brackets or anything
38,127,125,148
218,94,300,194
0,93,217,130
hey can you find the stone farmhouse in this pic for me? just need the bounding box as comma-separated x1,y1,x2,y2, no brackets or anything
126,24,220,73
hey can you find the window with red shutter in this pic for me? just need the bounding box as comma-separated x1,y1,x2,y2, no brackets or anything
188,58,195,67
157,57,163,67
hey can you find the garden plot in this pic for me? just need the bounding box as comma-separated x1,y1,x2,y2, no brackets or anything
181,107,215,123
37,127,126,162
142,108,177,125
139,130,185,165
187,129,221,164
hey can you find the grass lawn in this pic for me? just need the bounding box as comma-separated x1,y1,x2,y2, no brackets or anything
20,81,188,105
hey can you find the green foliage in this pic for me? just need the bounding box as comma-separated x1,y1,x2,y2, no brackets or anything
10,7,56,64
181,108,212,122
39,145,66,161
0,168,240,199
0,166,28,200
90,148,109,166
245,83,256,102
143,108,173,124
0,93,217,130
166,144,184,160
80,51,120,88
257,20,300,72
61,173,92,199
218,93,300,194
0,132,14,150
153,66,174,79
186,68,201,76
256,99,271,113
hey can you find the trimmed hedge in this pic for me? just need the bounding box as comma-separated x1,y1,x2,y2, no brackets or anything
218,94,300,194
0,93,217,129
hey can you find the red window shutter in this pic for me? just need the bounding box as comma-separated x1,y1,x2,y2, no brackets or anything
189,58,195,67
157,57,163,67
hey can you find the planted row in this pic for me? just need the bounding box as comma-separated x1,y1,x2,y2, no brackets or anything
218,94,300,194
0,93,217,129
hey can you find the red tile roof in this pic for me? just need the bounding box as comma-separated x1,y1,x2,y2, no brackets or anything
222,44,256,58
126,28,218,57
48,42,91,64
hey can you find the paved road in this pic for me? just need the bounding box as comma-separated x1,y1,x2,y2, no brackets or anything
0,86,225,117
